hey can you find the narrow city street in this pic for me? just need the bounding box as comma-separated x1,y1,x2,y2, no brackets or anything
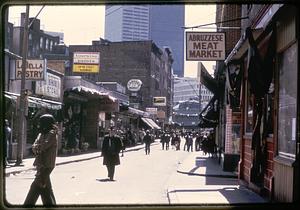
5,140,266,206
5,141,187,205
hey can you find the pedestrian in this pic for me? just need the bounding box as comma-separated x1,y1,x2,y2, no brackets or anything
143,130,152,155
4,119,11,166
183,133,188,151
173,134,181,150
24,114,58,207
160,132,166,150
165,133,170,150
195,132,202,151
101,126,122,181
186,133,193,152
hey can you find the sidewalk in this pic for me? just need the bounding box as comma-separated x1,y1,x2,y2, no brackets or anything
167,151,267,205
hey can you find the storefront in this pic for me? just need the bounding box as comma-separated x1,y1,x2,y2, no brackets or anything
63,82,118,151
4,91,63,159
224,5,298,201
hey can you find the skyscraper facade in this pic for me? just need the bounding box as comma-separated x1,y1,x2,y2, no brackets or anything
105,5,185,77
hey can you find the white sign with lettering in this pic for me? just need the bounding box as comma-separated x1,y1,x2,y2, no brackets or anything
35,72,61,98
127,79,142,91
15,59,46,80
186,32,225,61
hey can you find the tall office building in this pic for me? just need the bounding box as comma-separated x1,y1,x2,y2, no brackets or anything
105,5,185,77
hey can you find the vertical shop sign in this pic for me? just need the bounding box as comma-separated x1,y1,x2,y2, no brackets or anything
35,72,61,98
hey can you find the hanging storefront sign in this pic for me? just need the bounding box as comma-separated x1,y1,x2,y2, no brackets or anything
127,79,142,91
35,72,61,98
146,107,158,115
73,52,100,73
15,59,46,80
186,32,225,61
153,97,166,106
157,110,166,119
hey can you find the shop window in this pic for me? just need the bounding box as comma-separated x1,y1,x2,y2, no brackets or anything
277,43,297,159
245,80,253,134
265,81,274,136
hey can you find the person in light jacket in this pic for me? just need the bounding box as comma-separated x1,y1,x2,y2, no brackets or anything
24,114,58,207
101,126,122,181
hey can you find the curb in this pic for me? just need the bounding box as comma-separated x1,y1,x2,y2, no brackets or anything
176,169,238,179
166,187,179,204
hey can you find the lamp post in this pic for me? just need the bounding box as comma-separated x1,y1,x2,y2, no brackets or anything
15,5,29,165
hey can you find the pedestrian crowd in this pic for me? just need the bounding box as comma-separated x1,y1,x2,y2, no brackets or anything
3,113,217,207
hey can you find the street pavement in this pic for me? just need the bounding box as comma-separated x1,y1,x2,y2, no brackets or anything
4,139,267,206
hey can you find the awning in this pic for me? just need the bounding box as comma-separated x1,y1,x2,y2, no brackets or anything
141,117,161,129
224,28,263,65
28,96,62,110
198,95,218,128
4,91,63,110
199,65,218,94
128,107,150,117
65,85,117,102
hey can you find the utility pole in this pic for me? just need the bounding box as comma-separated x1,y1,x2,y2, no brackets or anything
16,5,29,165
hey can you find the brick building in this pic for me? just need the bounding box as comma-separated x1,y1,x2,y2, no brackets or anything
67,40,173,124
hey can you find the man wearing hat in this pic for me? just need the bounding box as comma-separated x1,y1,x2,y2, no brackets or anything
101,126,122,181
143,130,152,155
24,114,58,207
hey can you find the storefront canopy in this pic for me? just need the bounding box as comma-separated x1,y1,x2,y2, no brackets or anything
65,85,117,102
141,117,161,130
199,65,218,94
198,95,218,128
4,91,62,110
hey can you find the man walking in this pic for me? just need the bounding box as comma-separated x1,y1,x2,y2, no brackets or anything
101,126,122,181
24,114,58,207
143,130,152,155
4,119,11,166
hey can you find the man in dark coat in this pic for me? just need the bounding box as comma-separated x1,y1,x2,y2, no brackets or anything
24,114,58,207
143,130,152,155
101,126,122,181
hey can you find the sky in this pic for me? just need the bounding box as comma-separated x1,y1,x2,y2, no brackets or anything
8,4,217,77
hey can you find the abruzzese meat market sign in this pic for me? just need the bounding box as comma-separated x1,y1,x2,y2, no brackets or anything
186,32,225,61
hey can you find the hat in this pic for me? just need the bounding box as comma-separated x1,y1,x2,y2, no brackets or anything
40,114,55,125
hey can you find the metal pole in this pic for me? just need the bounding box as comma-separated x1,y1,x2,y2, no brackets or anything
16,5,29,165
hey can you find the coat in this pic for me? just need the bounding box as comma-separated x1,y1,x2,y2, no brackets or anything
143,134,152,145
32,128,58,170
102,135,122,166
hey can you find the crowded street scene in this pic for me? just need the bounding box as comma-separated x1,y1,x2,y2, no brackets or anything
1,2,299,209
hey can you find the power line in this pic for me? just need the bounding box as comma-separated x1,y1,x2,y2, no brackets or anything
183,16,248,30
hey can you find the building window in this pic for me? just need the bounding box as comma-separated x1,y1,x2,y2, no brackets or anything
277,42,297,159
40,37,43,49
45,39,49,50
245,79,253,134
50,40,53,51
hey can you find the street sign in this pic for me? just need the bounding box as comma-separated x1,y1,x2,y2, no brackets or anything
15,59,46,80
35,72,61,98
73,52,100,73
146,107,158,115
127,79,142,91
153,97,166,106
186,32,225,61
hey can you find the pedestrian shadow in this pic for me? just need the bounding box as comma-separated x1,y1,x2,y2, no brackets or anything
96,178,111,182
96,178,116,182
